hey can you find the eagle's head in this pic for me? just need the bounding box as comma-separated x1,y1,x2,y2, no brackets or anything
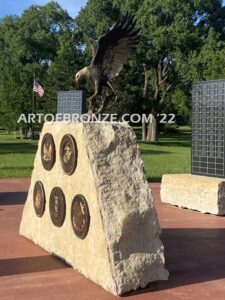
75,67,90,83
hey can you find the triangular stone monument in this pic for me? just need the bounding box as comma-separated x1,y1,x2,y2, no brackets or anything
20,122,168,295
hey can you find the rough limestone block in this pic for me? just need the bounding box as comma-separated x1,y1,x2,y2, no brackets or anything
161,174,225,215
20,122,168,295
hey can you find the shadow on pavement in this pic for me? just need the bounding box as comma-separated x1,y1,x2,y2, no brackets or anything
0,255,70,276
124,228,225,296
0,192,27,205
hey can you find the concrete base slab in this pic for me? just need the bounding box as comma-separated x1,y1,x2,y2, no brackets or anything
161,174,225,215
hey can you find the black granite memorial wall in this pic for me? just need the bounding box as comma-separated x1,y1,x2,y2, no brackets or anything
57,90,86,117
192,79,225,178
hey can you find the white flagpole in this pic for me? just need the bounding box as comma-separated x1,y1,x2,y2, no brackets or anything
31,72,35,140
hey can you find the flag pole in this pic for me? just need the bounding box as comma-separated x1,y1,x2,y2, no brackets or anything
31,72,35,140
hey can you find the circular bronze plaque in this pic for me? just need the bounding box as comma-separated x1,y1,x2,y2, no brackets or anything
33,181,45,217
71,195,90,239
41,133,56,171
60,134,77,175
49,187,66,227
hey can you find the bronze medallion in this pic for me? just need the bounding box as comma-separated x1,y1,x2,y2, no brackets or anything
71,195,90,239
33,181,45,217
41,133,56,171
49,187,66,227
60,134,77,175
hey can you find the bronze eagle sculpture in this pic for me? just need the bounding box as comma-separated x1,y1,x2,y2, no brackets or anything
75,13,139,114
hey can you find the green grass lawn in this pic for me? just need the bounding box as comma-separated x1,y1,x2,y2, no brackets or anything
0,133,38,178
134,126,191,181
0,126,191,181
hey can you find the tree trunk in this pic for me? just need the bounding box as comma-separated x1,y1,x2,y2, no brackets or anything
142,59,172,142
142,63,149,141
142,121,146,140
146,113,157,142
20,127,23,139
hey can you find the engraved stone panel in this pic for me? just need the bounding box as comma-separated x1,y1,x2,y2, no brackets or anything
20,122,168,296
57,90,86,118
192,80,225,178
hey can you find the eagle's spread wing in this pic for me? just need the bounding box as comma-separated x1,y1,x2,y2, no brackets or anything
91,13,139,80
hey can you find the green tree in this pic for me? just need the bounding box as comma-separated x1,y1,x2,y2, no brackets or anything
115,0,225,140
134,0,201,140
0,2,82,134
185,29,225,81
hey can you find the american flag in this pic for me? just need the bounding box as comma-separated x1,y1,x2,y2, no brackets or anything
33,80,44,97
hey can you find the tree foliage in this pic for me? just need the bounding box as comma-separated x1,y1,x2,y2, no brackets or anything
0,0,224,139
0,2,83,132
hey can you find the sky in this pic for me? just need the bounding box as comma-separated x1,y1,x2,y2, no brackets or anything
0,0,225,19
0,0,88,19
